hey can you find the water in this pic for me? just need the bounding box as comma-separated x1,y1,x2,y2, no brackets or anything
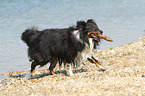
0,0,145,77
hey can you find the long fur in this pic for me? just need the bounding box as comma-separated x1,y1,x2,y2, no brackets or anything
21,19,102,76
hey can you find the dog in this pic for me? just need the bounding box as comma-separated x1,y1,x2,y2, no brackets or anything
21,19,109,77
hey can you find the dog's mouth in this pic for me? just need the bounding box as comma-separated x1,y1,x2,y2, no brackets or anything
88,31,113,42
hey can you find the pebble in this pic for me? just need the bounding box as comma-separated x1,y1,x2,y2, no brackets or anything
142,74,145,77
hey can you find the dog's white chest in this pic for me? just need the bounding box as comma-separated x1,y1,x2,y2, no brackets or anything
83,38,94,57
72,30,95,68
75,38,94,68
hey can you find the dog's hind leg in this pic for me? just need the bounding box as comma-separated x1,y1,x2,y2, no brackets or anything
30,61,38,77
24,61,37,79
66,63,74,76
72,60,76,69
64,61,67,70
59,59,63,70
49,58,57,75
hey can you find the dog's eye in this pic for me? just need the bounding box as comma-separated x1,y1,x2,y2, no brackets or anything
99,30,103,34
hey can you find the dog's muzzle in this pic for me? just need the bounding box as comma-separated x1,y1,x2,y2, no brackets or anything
88,31,113,42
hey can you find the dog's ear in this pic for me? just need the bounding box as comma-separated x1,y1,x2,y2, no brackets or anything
87,19,95,23
76,21,86,30
85,19,99,32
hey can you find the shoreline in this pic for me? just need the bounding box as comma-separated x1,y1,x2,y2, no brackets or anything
0,37,145,95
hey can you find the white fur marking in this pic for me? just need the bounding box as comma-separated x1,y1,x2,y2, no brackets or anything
73,30,87,45
75,38,94,68
73,30,79,39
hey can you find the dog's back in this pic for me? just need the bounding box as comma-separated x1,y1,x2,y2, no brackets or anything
21,27,78,63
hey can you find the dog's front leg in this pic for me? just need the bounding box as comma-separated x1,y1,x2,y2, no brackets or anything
66,63,74,76
87,56,106,71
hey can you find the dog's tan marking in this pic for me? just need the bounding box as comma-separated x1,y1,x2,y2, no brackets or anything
31,68,35,77
32,69,35,73
50,70,55,75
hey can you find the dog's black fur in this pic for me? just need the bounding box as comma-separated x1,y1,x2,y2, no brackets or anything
21,19,102,76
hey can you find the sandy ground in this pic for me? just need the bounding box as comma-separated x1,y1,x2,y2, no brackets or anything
0,36,145,96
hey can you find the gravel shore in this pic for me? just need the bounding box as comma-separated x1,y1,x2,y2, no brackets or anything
0,36,145,96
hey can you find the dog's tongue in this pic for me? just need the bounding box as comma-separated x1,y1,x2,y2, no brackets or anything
91,34,97,38
91,34,113,42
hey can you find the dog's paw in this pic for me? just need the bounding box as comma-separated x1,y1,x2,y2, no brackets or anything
66,71,74,76
24,72,34,79
24,72,31,79
98,65,106,72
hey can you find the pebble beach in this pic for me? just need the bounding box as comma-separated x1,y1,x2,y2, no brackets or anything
0,36,145,96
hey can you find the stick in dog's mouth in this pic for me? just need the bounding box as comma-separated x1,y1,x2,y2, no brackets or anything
99,35,113,42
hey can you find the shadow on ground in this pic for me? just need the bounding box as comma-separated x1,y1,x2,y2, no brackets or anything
9,69,88,79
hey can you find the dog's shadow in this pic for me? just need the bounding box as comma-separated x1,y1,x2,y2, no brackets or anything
9,68,88,80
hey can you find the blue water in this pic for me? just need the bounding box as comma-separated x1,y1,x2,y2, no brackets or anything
0,0,145,77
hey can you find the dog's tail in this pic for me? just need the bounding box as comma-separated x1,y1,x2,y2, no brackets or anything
21,27,39,46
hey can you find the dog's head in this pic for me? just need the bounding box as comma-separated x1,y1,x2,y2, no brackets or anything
76,19,113,48
76,19,103,45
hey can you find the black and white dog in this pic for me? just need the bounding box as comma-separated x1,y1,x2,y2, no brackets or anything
21,19,106,77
